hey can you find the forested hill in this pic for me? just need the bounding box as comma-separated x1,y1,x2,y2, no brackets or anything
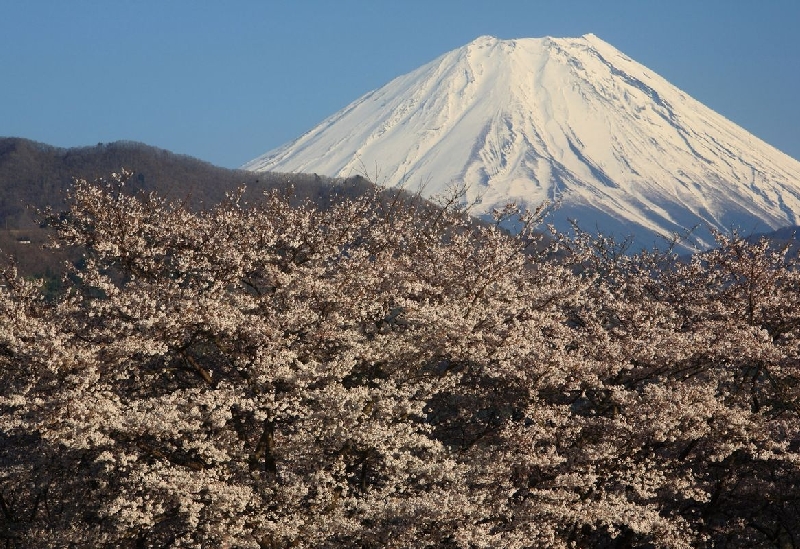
0,138,378,276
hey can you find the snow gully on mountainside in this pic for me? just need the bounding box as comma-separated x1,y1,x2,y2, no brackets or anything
245,34,800,250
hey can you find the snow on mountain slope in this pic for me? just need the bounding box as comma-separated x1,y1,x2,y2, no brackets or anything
244,34,800,249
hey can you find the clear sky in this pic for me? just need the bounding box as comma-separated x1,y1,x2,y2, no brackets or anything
2,0,798,169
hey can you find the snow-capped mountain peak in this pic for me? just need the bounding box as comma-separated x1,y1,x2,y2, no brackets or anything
245,34,800,249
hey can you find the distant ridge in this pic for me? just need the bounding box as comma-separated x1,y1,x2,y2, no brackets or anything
0,137,378,276
245,34,800,250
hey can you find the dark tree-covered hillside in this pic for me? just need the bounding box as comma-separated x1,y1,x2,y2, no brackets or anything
0,138,381,277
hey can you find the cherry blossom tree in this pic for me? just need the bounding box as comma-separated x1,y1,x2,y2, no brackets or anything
553,229,800,547
1,173,799,548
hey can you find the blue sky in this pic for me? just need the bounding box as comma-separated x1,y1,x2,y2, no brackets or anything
2,1,798,169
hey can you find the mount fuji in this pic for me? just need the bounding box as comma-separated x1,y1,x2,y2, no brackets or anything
244,34,800,249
